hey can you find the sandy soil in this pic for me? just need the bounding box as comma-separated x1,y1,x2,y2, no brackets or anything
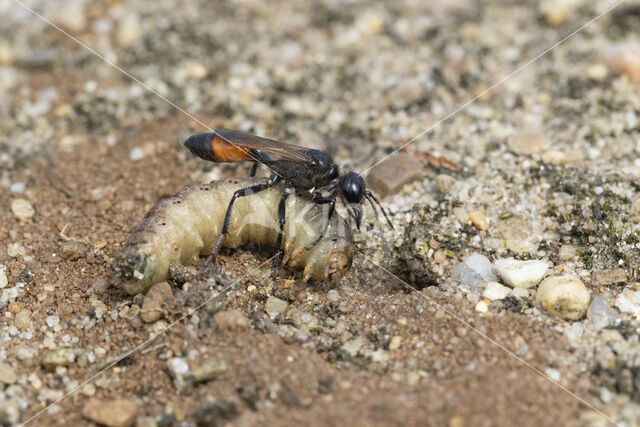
2,0,640,426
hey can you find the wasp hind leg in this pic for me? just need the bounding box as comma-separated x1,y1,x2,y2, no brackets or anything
202,175,281,269
271,189,290,295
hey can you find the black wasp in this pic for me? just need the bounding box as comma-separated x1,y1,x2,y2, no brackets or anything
184,129,393,291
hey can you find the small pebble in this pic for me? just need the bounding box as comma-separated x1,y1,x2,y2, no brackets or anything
475,299,490,313
592,269,627,286
140,282,175,323
535,274,590,320
467,211,488,230
483,282,511,300
82,398,138,427
11,198,35,220
0,363,17,385
9,182,24,193
435,174,456,193
42,349,73,371
540,0,577,26
0,269,6,289
214,309,249,330
453,207,469,224
511,287,530,298
129,147,145,162
367,153,422,197
587,63,608,81
265,296,288,317
433,250,447,264
389,336,402,351
14,310,30,330
541,150,566,165
558,245,576,261
587,295,617,330
615,286,640,315
327,289,340,302
166,357,190,388
507,129,548,156
606,41,640,84
116,14,141,48
189,358,228,383
493,258,549,289
463,253,498,282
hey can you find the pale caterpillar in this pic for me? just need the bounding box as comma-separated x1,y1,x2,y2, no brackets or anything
113,177,354,295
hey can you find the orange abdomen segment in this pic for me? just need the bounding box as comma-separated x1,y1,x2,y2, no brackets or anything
208,135,253,162
184,133,254,163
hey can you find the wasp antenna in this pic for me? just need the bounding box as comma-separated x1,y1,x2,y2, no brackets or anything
365,191,394,229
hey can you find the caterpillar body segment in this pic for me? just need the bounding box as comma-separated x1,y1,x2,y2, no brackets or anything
113,178,354,295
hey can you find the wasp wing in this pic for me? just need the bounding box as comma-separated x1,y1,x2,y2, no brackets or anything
214,129,314,163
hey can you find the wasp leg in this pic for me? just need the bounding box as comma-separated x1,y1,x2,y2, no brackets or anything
249,163,258,177
202,175,281,269
304,194,336,251
272,189,290,295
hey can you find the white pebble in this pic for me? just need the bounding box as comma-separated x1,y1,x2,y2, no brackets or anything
463,253,498,282
535,274,591,320
0,269,6,289
327,290,340,302
587,295,617,330
615,287,640,315
45,315,60,328
11,198,35,220
9,182,24,193
166,357,190,378
483,282,511,301
129,147,145,162
511,287,530,298
493,258,549,289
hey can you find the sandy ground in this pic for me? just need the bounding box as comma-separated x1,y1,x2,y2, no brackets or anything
2,0,640,426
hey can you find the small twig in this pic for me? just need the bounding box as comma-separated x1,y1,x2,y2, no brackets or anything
44,147,75,198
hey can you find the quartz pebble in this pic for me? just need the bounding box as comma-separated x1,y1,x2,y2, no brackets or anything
0,270,6,289
587,296,617,330
452,252,496,289
535,274,590,320
166,357,190,388
265,296,288,317
11,198,35,220
129,147,145,162
493,258,549,289
82,398,138,427
615,287,640,315
483,282,511,301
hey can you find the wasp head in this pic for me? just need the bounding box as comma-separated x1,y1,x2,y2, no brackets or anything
340,171,365,229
